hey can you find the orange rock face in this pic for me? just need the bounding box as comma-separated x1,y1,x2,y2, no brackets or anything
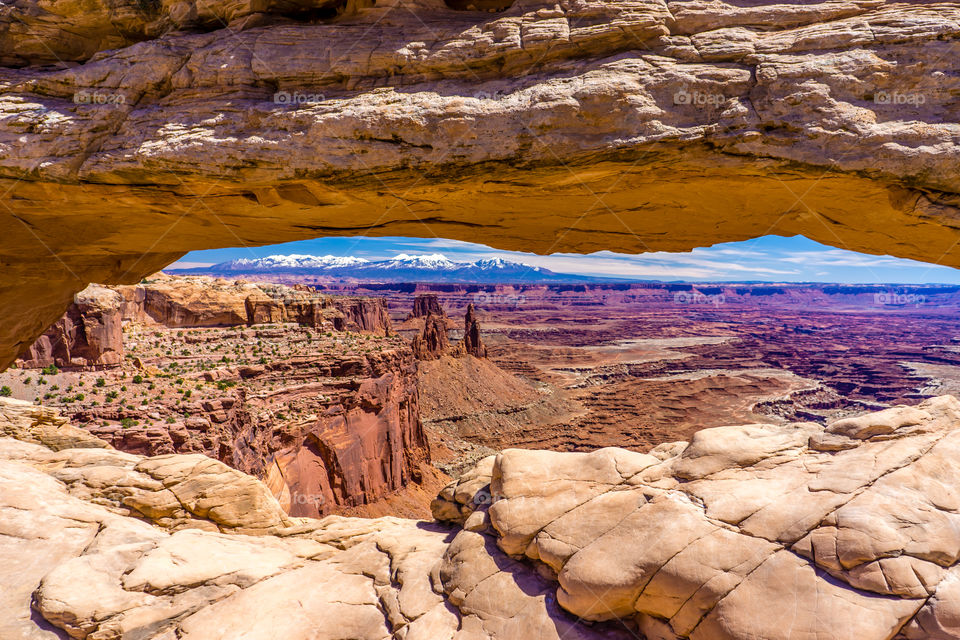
455,303,487,359
68,331,433,518
263,359,428,517
16,285,124,369
14,275,427,516
121,275,393,334
411,314,451,361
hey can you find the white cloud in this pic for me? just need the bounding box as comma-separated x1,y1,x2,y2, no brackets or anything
777,249,927,269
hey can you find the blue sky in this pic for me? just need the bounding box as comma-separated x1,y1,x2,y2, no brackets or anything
171,235,960,284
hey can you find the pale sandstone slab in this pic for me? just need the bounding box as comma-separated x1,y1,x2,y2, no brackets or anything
8,398,960,639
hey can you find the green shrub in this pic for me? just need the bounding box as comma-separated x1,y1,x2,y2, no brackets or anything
41,364,58,375
132,374,143,384
0,386,11,397
95,377,106,387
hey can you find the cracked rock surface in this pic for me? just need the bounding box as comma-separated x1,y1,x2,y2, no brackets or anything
2,0,960,367
8,396,960,638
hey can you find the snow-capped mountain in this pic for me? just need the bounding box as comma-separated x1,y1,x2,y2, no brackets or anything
382,253,458,270
170,253,607,283
218,254,370,270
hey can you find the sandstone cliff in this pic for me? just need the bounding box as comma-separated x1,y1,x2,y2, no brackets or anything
409,294,446,319
122,274,392,334
2,0,960,367
14,274,426,517
8,396,960,639
16,275,393,369
16,285,124,369
411,297,488,360
72,346,434,518
452,303,487,359
411,313,452,360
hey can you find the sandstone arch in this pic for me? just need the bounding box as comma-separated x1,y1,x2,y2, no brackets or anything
2,0,960,367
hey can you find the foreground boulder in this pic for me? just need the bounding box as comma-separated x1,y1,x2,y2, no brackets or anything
0,398,629,640
436,395,960,639
8,396,960,638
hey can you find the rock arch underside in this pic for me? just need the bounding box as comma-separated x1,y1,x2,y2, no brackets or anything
5,0,960,638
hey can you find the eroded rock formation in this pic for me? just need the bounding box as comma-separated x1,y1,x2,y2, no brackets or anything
72,343,432,518
9,396,960,639
411,298,488,360
2,0,960,366
16,285,124,369
121,274,392,334
409,294,446,320
453,303,487,358
412,313,452,360
253,349,433,518
16,275,392,370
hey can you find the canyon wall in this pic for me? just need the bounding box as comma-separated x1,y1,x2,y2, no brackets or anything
17,276,392,369
17,275,425,517
257,351,431,517
121,275,392,334
16,285,124,369
2,0,960,366
73,348,432,517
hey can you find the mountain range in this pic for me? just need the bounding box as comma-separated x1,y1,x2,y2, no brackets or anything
169,253,612,283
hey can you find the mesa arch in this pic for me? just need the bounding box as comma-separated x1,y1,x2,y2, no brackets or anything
2,0,960,368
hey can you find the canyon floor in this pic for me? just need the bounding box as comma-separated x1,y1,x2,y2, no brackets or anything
328,282,960,459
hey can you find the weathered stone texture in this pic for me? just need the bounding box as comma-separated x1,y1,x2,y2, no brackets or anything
2,0,960,367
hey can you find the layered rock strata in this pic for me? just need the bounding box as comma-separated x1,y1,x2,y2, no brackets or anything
3,0,960,366
16,275,392,369
412,313,452,360
119,274,392,334
409,294,446,320
70,346,432,518
17,285,124,369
